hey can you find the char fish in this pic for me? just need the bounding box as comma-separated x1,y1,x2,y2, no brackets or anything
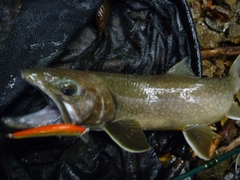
2,55,240,160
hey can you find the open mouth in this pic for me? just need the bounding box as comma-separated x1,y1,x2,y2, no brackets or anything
2,69,88,139
1,69,69,129
2,96,88,139
1,100,63,129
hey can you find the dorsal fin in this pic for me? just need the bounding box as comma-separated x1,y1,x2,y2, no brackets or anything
167,56,195,76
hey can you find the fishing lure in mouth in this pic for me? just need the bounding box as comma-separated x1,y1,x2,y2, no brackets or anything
7,124,89,141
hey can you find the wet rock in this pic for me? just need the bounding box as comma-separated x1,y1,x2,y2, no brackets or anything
196,23,222,49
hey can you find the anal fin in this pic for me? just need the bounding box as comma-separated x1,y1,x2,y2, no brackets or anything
103,119,150,153
226,102,240,120
183,124,221,160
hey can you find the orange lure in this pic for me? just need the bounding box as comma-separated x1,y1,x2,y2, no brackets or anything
7,124,88,139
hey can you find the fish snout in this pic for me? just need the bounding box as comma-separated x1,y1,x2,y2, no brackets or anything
21,69,52,85
21,69,39,83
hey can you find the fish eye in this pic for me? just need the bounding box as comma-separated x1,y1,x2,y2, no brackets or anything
60,82,77,96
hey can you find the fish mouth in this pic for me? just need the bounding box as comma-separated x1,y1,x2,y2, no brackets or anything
1,69,71,129
2,102,63,129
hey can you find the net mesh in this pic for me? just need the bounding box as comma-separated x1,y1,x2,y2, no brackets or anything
0,0,201,179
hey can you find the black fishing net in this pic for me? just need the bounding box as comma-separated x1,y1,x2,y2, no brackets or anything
0,0,201,179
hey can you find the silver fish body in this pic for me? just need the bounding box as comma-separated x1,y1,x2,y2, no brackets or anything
2,55,240,160
97,72,235,130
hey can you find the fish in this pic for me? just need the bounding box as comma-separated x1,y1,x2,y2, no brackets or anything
2,55,240,160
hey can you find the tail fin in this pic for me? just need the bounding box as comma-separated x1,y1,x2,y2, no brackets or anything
229,54,240,93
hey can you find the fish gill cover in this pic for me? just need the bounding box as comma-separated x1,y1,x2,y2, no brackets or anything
0,0,201,179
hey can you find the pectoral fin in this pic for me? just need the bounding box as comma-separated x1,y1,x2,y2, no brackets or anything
103,119,151,153
183,124,221,160
226,102,240,120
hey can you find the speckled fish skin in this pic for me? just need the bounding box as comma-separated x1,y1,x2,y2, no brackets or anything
19,56,240,131
3,56,240,159
99,73,235,130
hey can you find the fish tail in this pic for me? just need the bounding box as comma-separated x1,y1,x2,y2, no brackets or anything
228,55,240,93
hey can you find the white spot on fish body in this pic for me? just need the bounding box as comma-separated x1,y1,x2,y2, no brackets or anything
143,83,204,103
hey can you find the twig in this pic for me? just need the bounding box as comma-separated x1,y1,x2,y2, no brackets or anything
218,120,236,139
201,46,240,59
216,135,240,155
96,0,111,41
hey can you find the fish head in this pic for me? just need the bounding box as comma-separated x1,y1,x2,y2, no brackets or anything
22,68,116,127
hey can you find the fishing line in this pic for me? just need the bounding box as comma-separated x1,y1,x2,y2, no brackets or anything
171,147,240,180
235,152,240,179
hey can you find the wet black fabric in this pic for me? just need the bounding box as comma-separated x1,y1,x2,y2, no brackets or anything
0,133,163,179
0,0,201,179
0,0,105,116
